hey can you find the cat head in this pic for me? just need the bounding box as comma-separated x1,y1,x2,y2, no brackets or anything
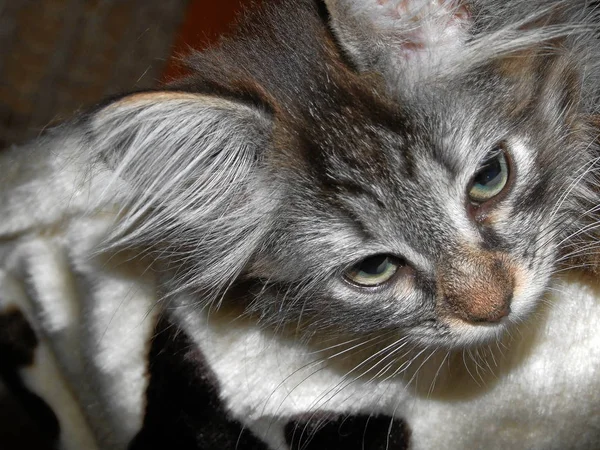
87,0,600,349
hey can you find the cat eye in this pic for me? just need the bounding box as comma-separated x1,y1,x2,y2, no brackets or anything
468,148,510,203
343,254,401,287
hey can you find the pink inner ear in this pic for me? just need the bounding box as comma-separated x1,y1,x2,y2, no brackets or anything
367,0,472,64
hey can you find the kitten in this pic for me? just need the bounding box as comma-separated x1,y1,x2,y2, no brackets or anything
161,0,600,348
0,0,599,449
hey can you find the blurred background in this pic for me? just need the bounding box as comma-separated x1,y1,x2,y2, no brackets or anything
0,1,257,448
0,0,260,147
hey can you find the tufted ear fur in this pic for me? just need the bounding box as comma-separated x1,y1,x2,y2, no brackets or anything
324,0,471,79
88,91,277,299
323,0,597,88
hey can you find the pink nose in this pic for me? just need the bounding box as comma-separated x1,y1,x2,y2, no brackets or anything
438,250,514,324
466,298,511,323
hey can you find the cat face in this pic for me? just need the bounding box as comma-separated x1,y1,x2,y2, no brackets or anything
245,59,594,348
94,0,599,350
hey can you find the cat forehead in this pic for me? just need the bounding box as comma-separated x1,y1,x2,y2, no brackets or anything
286,86,499,184
272,84,517,245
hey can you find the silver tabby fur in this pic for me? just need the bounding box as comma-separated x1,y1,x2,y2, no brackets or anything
49,0,600,351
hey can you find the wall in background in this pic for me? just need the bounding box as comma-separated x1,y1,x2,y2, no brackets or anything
163,0,261,81
0,0,265,147
0,0,188,146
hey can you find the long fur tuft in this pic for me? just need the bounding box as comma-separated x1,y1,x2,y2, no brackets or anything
88,92,278,302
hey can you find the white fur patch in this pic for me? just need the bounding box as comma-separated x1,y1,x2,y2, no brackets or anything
172,303,409,449
407,274,600,449
173,272,600,449
0,216,157,448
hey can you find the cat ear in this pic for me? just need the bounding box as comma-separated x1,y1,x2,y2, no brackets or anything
323,0,472,81
89,91,275,295
323,0,591,88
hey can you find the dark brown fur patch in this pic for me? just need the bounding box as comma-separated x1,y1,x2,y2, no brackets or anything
0,391,57,450
284,413,411,450
0,308,60,447
493,48,543,118
130,314,269,450
0,308,38,367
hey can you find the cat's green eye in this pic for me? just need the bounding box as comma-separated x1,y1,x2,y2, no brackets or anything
343,254,400,287
468,150,510,203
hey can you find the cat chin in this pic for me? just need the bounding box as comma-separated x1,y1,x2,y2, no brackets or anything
444,319,511,349
440,294,544,349
404,320,506,350
433,292,543,349
411,304,535,350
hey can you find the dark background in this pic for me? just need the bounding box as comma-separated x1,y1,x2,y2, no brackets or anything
0,0,258,147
